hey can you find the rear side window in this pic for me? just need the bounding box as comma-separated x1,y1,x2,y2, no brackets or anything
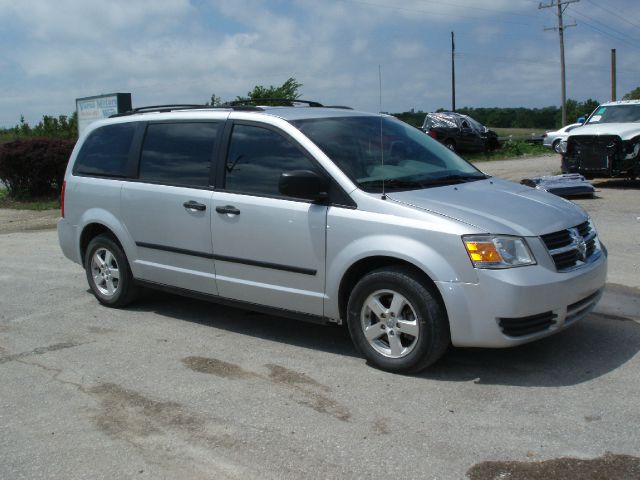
139,122,220,187
224,124,318,197
74,123,136,177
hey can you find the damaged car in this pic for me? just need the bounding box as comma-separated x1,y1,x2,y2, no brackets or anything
560,100,640,178
421,112,500,153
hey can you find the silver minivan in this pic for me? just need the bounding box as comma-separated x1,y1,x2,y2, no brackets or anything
58,103,607,373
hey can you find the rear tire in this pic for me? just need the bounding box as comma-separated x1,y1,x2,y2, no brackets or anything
347,267,450,373
85,234,138,307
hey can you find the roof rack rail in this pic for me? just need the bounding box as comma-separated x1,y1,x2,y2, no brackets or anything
226,98,324,108
110,104,209,117
324,105,353,110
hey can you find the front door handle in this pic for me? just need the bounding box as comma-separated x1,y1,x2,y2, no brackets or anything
183,200,207,211
216,205,241,215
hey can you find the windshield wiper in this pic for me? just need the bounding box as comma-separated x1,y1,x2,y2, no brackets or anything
420,174,488,186
358,179,426,191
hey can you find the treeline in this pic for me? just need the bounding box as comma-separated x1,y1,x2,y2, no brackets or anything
1,113,78,141
0,95,605,141
394,98,600,130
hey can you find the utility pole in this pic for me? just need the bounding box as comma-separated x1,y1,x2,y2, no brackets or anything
451,31,456,112
611,48,617,101
539,0,578,126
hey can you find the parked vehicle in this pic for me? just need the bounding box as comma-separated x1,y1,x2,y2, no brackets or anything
58,101,607,373
542,123,583,153
561,100,640,178
421,112,500,153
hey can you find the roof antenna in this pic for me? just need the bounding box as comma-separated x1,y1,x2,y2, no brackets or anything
379,64,386,200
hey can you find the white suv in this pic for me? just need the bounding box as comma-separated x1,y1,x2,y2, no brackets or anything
58,102,607,373
562,100,640,178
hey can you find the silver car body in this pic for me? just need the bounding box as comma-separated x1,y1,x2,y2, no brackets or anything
543,123,583,151
59,107,607,349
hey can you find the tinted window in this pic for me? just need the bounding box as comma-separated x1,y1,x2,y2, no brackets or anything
139,122,219,187
225,124,318,196
74,123,136,177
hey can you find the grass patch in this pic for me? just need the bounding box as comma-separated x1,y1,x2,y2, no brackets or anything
462,140,550,162
492,127,548,138
0,188,59,210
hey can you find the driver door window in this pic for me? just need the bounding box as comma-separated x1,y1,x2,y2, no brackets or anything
225,124,318,197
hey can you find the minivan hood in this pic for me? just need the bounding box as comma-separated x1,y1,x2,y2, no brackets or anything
571,122,640,141
387,177,586,236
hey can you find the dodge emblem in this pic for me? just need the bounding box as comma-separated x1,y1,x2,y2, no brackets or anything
569,228,587,261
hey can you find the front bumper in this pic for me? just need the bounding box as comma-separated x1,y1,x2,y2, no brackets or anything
437,251,607,348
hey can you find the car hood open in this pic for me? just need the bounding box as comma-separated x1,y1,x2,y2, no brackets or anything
386,177,587,236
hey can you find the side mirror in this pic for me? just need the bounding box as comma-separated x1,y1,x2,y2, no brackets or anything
278,170,329,202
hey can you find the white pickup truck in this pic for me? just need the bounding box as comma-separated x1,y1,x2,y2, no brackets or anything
561,100,640,179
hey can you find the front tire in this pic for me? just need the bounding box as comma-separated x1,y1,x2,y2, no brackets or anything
85,234,138,307
347,267,450,373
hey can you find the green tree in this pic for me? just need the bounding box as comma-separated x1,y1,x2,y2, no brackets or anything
622,86,640,100
1,112,78,141
240,77,303,103
208,94,223,107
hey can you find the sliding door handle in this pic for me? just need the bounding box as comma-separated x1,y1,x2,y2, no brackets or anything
183,201,207,211
215,205,240,215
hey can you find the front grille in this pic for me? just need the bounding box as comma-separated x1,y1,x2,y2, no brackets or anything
541,221,600,272
498,312,557,337
570,135,621,171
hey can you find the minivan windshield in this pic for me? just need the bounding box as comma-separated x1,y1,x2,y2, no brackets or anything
586,104,640,124
292,116,487,192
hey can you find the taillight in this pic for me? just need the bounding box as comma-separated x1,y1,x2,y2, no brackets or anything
427,129,438,139
60,180,66,218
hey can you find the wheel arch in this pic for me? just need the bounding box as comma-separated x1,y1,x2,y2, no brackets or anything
337,256,447,324
79,223,123,265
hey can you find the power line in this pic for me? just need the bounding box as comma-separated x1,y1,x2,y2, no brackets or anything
568,11,640,48
571,8,640,44
583,0,640,30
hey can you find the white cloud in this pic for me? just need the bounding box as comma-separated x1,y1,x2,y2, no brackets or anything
0,0,638,126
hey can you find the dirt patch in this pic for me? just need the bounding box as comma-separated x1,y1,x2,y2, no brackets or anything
87,382,249,479
0,341,80,365
467,452,640,480
0,208,59,234
89,382,237,447
266,364,327,389
87,326,117,335
182,356,256,379
180,356,351,422
371,417,391,435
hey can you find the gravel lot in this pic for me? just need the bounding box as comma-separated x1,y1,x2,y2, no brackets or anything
1,154,639,479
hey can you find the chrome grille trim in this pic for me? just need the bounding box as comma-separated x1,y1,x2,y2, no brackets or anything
541,221,602,272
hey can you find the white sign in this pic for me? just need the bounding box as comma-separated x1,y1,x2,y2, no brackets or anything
76,94,130,135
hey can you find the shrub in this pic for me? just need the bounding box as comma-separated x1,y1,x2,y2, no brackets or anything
0,138,75,199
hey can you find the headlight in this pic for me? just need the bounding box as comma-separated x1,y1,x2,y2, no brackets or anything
558,140,568,154
462,235,536,269
624,142,639,160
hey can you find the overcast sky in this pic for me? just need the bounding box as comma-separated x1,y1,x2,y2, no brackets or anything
1,0,639,127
